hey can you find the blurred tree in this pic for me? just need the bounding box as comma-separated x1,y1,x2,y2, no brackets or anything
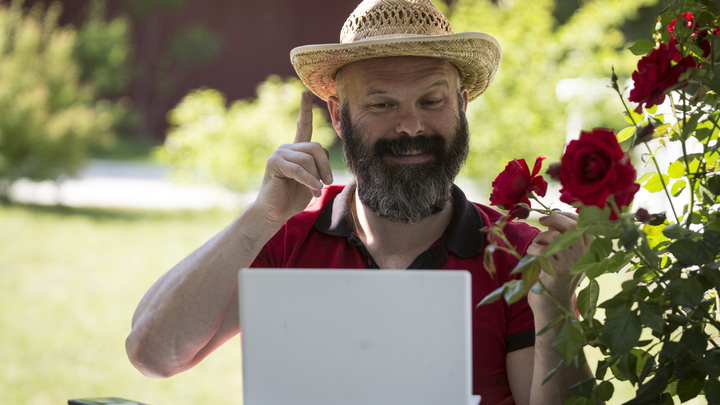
449,0,660,187
124,0,224,140
74,0,133,96
0,0,130,202
156,76,336,193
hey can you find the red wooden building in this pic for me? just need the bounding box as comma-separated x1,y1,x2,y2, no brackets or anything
55,0,361,139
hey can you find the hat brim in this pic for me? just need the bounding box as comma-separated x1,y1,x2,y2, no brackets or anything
290,32,501,102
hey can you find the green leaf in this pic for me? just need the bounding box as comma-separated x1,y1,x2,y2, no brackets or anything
596,380,614,401
671,179,687,197
552,321,585,365
668,160,686,179
638,301,664,333
620,224,640,249
638,234,659,271
476,285,505,307
562,396,593,405
570,249,599,275
668,239,713,266
578,205,611,224
536,315,564,336
692,355,720,377
503,278,528,305
616,126,636,143
668,277,705,307
586,251,633,279
662,223,699,239
596,355,620,380
705,379,720,404
642,222,668,248
643,173,670,193
542,359,563,385
510,255,539,275
636,172,655,184
543,229,584,257
651,123,672,139
577,279,599,320
535,255,556,278
628,39,655,55
590,237,613,258
584,223,622,238
569,378,596,398
625,366,672,405
677,377,704,402
602,307,641,353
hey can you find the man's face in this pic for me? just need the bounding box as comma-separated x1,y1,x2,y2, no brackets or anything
332,57,470,224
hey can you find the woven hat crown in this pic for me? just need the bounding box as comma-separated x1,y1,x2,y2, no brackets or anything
340,0,453,43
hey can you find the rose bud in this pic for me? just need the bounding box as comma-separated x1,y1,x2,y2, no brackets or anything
637,122,655,143
546,162,562,180
635,208,651,223
510,205,531,220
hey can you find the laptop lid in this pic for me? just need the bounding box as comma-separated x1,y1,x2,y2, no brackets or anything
238,268,473,405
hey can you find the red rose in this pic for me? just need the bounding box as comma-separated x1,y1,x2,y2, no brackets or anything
668,13,718,59
628,42,697,113
490,157,548,211
558,129,640,220
668,13,695,40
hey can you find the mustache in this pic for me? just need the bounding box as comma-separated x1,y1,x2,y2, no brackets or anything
373,134,447,157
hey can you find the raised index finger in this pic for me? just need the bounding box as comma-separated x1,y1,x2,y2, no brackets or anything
294,90,313,143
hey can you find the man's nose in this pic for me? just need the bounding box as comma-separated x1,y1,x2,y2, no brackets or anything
395,106,425,136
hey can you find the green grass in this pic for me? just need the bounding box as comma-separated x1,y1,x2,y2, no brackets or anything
1,204,242,404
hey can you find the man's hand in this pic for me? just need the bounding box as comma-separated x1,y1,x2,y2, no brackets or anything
526,212,592,317
255,90,334,224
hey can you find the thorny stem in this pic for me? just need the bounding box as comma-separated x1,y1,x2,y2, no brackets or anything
612,77,680,223
644,142,681,223
680,95,696,229
490,225,524,260
531,195,551,211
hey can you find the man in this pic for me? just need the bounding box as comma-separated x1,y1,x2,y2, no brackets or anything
126,0,594,404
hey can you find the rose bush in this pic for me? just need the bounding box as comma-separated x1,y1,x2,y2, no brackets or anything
481,1,720,403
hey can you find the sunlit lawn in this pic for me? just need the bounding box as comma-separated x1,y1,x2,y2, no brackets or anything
1,204,242,404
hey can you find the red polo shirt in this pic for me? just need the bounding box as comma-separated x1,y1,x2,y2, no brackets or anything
251,182,539,405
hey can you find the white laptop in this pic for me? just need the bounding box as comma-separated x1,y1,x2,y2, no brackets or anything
238,268,479,405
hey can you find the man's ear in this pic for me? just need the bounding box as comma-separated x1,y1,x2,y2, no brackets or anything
460,87,469,113
327,96,344,139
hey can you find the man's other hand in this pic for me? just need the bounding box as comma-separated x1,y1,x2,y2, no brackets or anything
526,212,592,317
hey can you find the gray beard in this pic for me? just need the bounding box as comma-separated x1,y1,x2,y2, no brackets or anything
341,104,469,224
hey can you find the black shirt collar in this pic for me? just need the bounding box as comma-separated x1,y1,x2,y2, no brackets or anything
314,181,485,258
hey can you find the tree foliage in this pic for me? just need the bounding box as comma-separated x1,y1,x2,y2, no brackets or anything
0,0,131,200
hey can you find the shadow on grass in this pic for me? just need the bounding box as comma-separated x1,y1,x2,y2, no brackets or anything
1,201,235,223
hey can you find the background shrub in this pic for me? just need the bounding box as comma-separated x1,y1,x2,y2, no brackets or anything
156,76,336,193
0,0,132,200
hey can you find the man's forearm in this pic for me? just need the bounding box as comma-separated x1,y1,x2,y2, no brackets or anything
530,316,596,405
125,202,283,378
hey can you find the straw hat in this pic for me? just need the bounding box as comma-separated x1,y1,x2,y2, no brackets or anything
290,0,501,102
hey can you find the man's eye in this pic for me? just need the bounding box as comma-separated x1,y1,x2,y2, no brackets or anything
372,103,389,108
424,100,441,106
